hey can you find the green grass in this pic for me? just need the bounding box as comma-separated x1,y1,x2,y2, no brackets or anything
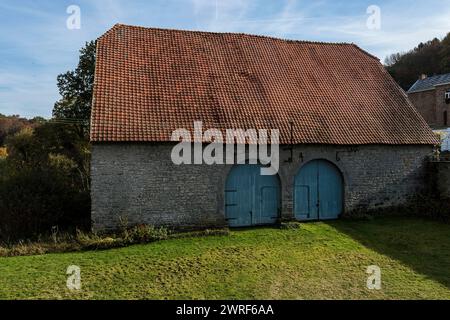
1,217,449,300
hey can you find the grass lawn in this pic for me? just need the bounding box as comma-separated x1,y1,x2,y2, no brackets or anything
1,217,449,300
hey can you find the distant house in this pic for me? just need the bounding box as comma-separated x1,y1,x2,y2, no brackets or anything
90,24,437,231
407,73,450,128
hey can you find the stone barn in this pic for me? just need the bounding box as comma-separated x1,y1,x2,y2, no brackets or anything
90,24,437,231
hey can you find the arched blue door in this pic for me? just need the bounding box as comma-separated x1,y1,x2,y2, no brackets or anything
294,160,343,221
225,165,280,227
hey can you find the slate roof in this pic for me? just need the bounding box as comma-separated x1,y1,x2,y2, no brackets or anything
91,24,437,145
408,73,450,93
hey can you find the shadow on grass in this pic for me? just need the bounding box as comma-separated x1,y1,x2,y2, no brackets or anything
326,217,450,289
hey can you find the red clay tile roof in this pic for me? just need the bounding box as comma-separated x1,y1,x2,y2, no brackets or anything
91,24,438,145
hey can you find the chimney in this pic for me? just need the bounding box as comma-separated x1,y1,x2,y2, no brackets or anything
420,74,427,80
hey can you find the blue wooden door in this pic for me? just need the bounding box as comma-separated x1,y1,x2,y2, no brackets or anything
294,160,343,221
225,165,280,227
225,165,253,227
294,161,319,220
318,161,344,220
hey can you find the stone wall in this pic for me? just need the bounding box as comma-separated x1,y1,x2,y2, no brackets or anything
91,143,433,231
432,161,450,199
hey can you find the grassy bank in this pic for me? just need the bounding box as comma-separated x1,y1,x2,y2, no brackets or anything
0,217,449,300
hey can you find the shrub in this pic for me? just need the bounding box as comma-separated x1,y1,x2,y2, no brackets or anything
122,224,169,244
342,194,450,223
409,194,450,222
279,221,302,229
0,225,230,257
0,124,91,241
441,151,450,161
0,166,90,241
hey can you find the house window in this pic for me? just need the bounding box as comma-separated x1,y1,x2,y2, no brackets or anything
445,111,448,127
445,90,450,104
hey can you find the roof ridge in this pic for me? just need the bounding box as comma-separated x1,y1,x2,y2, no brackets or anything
407,72,450,93
349,43,380,61
407,79,421,93
424,72,450,79
108,23,360,48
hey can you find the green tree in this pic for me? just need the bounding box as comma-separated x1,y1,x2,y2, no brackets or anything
53,41,96,137
440,33,450,73
0,42,96,240
0,115,40,146
4,127,36,167
385,33,450,90
34,122,91,191
5,123,90,191
1,124,91,239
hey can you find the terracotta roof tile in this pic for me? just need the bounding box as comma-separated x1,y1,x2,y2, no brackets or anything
91,24,438,145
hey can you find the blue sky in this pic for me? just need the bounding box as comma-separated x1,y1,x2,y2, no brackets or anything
1,0,450,118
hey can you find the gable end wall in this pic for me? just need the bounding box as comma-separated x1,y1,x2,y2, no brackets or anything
408,84,450,127
408,90,437,125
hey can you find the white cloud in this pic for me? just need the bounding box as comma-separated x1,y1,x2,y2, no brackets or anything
191,0,252,31
190,0,450,60
89,0,127,25
0,72,57,118
316,6,450,59
1,0,450,117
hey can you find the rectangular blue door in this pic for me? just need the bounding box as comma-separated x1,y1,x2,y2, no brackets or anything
258,186,279,224
226,165,280,227
294,161,319,220
225,166,253,227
